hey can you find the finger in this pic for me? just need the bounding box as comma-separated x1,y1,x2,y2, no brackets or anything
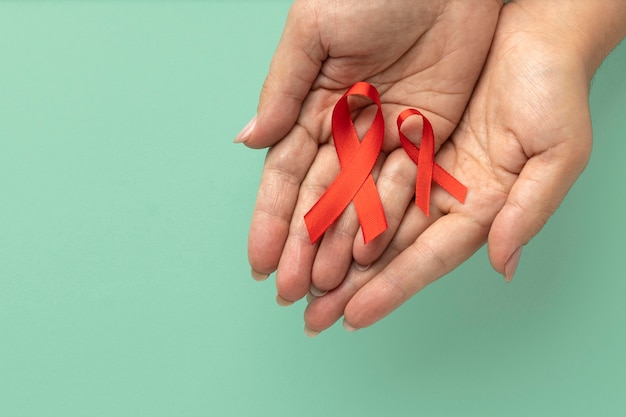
310,151,387,293
304,204,430,332
275,143,340,302
309,184,362,295
309,103,391,293
238,2,325,148
248,125,318,278
488,140,591,281
352,148,417,267
343,212,489,330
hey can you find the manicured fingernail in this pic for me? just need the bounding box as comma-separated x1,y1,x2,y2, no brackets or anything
309,284,327,297
342,318,357,332
234,115,256,143
355,262,370,272
276,294,294,307
304,326,321,338
504,247,522,282
251,269,269,281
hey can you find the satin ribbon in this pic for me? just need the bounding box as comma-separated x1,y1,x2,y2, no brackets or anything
304,82,387,244
397,108,467,216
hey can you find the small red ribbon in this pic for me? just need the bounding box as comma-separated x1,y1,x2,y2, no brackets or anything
397,108,467,216
304,82,387,244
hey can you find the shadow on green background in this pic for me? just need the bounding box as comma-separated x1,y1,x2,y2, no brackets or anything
1,2,625,416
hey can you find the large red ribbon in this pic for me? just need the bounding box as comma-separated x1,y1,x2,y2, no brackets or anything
398,108,467,216
304,82,387,244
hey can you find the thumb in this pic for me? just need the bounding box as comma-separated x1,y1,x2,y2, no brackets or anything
236,2,325,149
487,137,591,281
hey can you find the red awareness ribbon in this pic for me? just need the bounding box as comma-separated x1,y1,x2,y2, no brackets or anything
304,82,387,244
397,108,467,216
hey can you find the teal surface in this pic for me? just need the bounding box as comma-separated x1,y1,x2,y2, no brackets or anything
1,2,625,416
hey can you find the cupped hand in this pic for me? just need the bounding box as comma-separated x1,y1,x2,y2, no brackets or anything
304,1,599,333
242,0,502,304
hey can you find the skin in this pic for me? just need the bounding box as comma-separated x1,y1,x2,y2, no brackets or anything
239,0,503,303
303,0,626,334
240,0,626,335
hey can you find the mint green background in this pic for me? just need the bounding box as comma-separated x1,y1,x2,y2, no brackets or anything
1,2,625,416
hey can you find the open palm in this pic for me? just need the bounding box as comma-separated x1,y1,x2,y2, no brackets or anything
244,0,502,304
304,2,595,333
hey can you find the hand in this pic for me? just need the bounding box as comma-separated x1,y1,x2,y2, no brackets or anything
304,0,626,333
242,0,502,303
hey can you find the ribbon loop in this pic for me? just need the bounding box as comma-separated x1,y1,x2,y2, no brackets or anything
397,108,467,216
304,82,387,244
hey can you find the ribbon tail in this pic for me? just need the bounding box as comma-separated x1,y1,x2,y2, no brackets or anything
304,186,350,244
353,175,387,243
433,166,468,203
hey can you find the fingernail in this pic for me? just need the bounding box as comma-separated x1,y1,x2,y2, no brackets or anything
342,318,357,332
276,294,294,307
234,115,256,143
355,262,370,272
251,269,269,281
304,326,321,338
309,284,327,297
504,247,522,282
306,292,315,303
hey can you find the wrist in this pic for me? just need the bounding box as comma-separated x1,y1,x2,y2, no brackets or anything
511,0,626,80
